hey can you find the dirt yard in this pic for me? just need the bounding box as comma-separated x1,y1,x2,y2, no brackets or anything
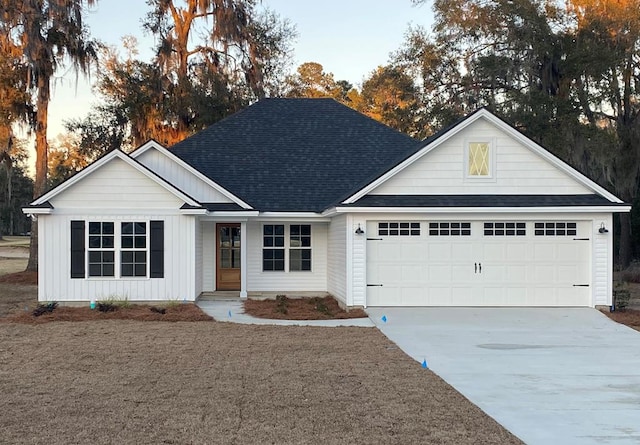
0,247,522,444
0,321,523,445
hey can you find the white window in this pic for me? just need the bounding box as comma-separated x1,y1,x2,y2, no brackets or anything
120,222,147,277
88,222,115,277
87,221,149,278
262,224,312,272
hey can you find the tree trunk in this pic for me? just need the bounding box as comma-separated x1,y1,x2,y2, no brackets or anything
25,74,50,272
619,212,632,269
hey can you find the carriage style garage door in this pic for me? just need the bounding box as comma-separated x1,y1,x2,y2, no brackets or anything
366,220,592,306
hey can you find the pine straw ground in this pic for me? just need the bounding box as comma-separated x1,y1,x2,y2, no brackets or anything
0,321,523,445
0,277,523,445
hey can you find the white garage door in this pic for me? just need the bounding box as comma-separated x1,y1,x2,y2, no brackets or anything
366,220,591,306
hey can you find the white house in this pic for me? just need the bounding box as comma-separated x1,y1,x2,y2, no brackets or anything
24,99,630,308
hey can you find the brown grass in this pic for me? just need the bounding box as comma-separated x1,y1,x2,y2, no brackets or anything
0,270,37,284
2,302,212,324
0,321,522,445
605,308,640,331
244,295,368,320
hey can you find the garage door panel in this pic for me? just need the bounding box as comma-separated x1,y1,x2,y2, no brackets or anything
367,220,591,307
427,265,452,283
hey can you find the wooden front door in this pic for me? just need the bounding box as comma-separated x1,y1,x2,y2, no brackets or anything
216,223,241,290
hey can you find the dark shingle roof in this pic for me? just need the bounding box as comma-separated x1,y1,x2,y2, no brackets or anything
347,194,624,207
169,98,420,212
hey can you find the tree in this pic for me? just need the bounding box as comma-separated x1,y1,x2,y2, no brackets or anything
0,138,33,237
284,62,358,104
0,0,98,270
355,65,423,138
407,0,640,264
74,3,295,148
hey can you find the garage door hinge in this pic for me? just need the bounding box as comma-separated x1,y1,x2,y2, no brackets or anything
367,284,383,287
572,238,590,241
367,238,383,241
572,284,590,287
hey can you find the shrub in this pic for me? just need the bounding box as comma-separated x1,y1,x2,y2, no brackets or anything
96,301,117,312
149,306,166,315
275,294,288,314
33,302,58,317
614,283,632,311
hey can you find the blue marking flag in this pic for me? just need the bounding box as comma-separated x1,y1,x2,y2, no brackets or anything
422,359,428,369
228,310,232,318
381,315,387,323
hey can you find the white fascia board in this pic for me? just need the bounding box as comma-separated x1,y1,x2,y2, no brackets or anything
31,150,201,207
205,211,260,217
253,212,331,222
334,205,631,214
21,207,52,215
342,109,624,204
179,208,208,215
130,140,254,210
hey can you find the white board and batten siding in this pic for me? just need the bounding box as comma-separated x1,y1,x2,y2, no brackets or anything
349,212,613,308
371,119,593,196
40,156,199,302
135,148,235,203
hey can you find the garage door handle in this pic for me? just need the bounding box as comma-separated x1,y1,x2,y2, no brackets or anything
573,238,590,241
573,284,590,287
367,284,383,287
474,263,477,273
479,262,482,273
367,238,383,241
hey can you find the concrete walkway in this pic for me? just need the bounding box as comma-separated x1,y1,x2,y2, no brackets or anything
196,299,375,327
367,307,640,445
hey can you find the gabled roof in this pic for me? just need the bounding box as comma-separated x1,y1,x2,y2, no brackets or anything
29,149,201,209
343,108,624,205
168,98,421,212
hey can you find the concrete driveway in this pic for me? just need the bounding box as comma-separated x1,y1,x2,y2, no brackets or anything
367,308,640,445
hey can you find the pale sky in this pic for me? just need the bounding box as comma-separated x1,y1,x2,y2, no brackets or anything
46,0,434,140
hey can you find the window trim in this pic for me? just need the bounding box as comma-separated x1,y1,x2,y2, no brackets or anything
464,137,497,182
86,220,150,280
262,224,285,272
483,221,526,236
262,223,313,272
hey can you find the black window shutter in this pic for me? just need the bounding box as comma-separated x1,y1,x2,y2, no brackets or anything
70,220,85,278
150,220,164,278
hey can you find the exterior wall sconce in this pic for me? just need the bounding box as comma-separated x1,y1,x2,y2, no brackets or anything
598,222,609,234
355,224,364,235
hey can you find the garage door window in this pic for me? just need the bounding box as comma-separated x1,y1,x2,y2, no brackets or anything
429,222,471,236
484,222,526,236
534,222,577,236
378,222,420,236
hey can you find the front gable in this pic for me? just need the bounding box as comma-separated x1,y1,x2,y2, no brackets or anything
343,109,623,205
49,156,185,210
27,150,201,213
